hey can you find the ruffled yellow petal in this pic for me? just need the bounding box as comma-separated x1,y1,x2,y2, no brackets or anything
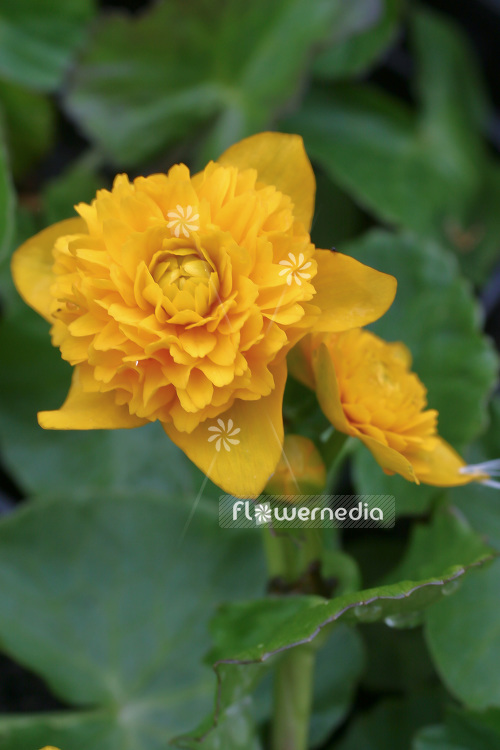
314,341,417,482
11,218,86,322
411,437,480,487
313,344,356,436
218,132,315,231
359,435,417,483
311,250,397,333
38,368,147,430
163,362,287,498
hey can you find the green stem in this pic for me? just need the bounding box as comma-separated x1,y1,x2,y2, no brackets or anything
321,430,352,489
264,527,319,750
264,431,350,749
271,644,316,750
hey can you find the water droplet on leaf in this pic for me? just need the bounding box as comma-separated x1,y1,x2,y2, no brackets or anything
441,578,462,596
354,603,382,622
384,611,423,629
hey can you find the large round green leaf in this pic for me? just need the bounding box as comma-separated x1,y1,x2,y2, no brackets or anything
0,494,265,749
426,557,500,711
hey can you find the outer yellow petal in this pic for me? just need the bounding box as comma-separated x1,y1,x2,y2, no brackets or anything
313,344,356,436
359,435,417,483
411,437,481,487
11,217,86,322
311,250,397,332
38,368,147,430
218,132,315,231
163,362,287,498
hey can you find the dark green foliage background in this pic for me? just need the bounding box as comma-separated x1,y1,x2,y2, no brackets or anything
0,1,499,748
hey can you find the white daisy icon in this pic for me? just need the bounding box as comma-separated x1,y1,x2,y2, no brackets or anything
207,418,241,452
167,205,200,238
254,503,272,525
278,252,312,286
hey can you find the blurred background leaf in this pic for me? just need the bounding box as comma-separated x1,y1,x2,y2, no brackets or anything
64,0,389,166
0,81,55,180
0,0,95,91
284,6,500,283
0,115,14,264
313,0,402,79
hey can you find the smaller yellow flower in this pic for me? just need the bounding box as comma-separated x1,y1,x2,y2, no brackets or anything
291,329,490,487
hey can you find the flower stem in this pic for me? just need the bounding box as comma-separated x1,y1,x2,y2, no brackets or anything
264,430,350,749
263,526,320,750
271,643,316,750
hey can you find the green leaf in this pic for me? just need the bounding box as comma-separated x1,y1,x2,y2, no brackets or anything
65,0,377,166
0,0,95,91
361,623,437,694
386,504,493,585
314,0,402,79
310,167,370,249
0,494,265,749
343,231,498,512
284,7,498,281
412,7,488,192
0,114,14,265
414,707,500,750
0,304,212,500
284,84,469,237
42,157,103,226
453,397,500,551
333,693,444,750
178,551,491,745
0,80,55,178
426,557,500,711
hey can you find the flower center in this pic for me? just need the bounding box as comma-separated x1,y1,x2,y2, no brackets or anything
152,248,212,292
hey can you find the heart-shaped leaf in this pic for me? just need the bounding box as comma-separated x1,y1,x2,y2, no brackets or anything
0,494,265,749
